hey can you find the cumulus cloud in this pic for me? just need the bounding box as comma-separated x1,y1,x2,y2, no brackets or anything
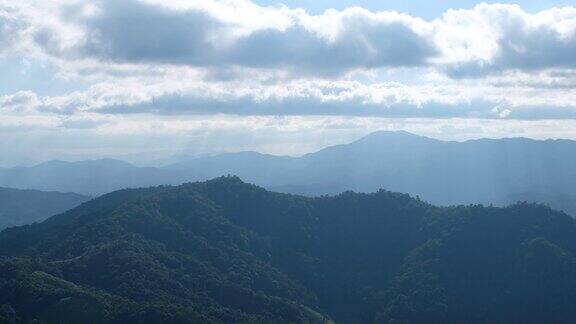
2,1,576,125
77,0,222,65
441,4,576,77
6,0,576,79
223,13,436,75
0,91,39,112
5,0,576,163
37,0,435,76
0,3,28,54
3,0,437,76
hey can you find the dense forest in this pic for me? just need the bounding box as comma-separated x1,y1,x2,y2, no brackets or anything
1,177,576,323
0,188,89,230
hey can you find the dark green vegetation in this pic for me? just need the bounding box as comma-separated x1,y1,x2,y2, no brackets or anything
0,188,89,230
2,177,576,323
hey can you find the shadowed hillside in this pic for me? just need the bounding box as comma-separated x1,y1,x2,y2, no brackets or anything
1,177,576,323
0,188,89,230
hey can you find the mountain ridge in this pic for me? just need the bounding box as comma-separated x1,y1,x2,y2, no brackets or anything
0,187,90,230
1,177,576,323
1,131,575,216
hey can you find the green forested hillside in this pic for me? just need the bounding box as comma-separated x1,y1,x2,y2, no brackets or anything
1,177,576,323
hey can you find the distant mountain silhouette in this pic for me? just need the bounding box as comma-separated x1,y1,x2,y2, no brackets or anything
2,177,576,323
0,187,89,230
1,132,575,215
0,159,177,196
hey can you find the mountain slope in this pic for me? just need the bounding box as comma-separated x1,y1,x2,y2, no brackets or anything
0,187,89,230
0,179,327,323
2,177,576,323
1,132,576,215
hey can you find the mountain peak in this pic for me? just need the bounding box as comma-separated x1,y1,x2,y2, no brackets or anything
205,174,246,185
352,130,441,145
367,130,418,137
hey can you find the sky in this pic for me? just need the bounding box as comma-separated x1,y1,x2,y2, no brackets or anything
254,0,576,18
2,0,576,166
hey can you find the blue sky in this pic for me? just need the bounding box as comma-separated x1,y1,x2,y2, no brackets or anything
2,0,576,165
253,0,576,18
0,58,88,96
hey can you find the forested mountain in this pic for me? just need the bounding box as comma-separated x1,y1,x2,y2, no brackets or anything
1,132,576,215
0,188,89,230
1,177,576,323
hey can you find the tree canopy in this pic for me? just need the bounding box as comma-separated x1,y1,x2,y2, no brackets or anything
1,176,576,323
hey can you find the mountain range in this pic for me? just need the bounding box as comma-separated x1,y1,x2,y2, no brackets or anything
0,131,575,215
1,177,576,323
0,187,89,230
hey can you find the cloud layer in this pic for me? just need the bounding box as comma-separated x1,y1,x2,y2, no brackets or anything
25,0,439,77
2,0,576,163
442,5,576,77
4,1,576,77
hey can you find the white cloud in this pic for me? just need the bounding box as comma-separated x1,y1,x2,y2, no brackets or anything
4,1,574,79
5,76,576,121
35,0,436,77
0,3,29,54
0,80,476,117
2,0,576,162
0,91,39,112
440,4,576,76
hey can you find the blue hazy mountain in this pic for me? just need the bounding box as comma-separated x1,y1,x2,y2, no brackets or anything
0,187,89,230
0,159,179,196
0,132,575,215
173,131,576,214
